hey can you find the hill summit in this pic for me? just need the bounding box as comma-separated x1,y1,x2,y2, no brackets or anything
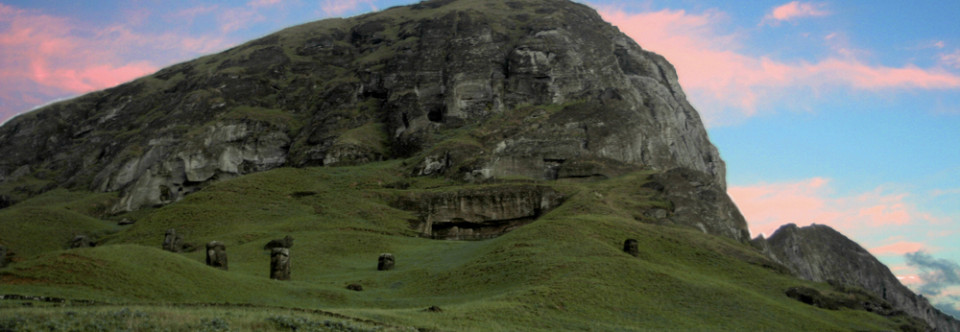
1,0,955,330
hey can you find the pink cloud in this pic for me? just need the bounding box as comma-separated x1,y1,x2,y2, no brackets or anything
728,178,920,238
596,7,960,126
763,1,830,25
941,49,960,69
0,4,237,123
321,0,377,17
871,241,929,255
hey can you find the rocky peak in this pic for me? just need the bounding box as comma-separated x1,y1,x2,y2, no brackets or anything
0,0,727,215
763,223,960,331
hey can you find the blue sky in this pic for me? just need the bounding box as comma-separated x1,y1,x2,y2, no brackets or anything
1,0,958,316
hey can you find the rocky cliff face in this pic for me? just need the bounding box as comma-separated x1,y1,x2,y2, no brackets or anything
763,224,960,331
0,0,725,216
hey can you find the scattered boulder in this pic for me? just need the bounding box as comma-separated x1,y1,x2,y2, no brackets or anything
69,235,94,249
270,248,291,280
264,235,294,250
0,195,11,209
622,239,639,257
346,283,363,291
378,253,395,271
424,305,443,313
118,218,136,226
205,241,228,270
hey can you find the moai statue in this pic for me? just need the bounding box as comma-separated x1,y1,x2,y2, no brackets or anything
205,241,228,270
0,245,7,268
270,248,290,280
162,229,183,252
623,239,640,257
70,235,93,249
378,253,395,271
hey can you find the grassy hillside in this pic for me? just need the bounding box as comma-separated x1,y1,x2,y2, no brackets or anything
0,161,921,330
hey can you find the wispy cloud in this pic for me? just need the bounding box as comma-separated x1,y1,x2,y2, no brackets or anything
596,7,960,126
762,1,830,26
871,241,929,255
0,3,234,123
941,49,960,69
727,178,923,238
321,0,378,17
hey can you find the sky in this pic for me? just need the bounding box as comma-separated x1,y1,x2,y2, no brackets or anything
1,0,958,317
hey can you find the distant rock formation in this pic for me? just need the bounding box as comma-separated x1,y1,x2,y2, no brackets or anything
763,224,960,331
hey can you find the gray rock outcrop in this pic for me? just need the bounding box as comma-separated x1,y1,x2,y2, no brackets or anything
393,185,563,239
0,0,727,214
766,224,960,331
162,229,183,252
644,168,750,242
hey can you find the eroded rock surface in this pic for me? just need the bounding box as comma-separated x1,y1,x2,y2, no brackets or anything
393,185,563,240
766,224,960,331
644,168,749,242
0,0,726,213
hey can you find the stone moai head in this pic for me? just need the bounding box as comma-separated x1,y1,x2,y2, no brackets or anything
378,253,395,271
0,245,7,268
163,229,182,252
270,248,290,280
623,238,639,257
70,235,92,249
205,241,228,270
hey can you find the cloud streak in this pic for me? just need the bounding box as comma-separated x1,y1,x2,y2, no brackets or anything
597,7,960,126
762,1,830,25
728,178,925,239
0,3,236,123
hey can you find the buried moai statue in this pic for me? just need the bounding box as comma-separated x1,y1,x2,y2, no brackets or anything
70,235,93,249
205,241,228,270
0,245,8,268
378,253,395,271
623,239,640,257
163,229,184,252
270,248,291,280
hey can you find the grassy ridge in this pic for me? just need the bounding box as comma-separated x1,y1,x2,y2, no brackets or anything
0,161,917,330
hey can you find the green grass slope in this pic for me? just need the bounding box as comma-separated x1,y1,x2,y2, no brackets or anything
0,162,920,331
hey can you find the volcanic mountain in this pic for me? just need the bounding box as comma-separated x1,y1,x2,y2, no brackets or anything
0,0,955,330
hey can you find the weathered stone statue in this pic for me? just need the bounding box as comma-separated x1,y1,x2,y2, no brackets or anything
270,248,290,280
378,253,395,271
263,235,294,250
162,229,183,252
205,241,228,270
623,239,639,257
70,235,93,249
0,245,8,268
